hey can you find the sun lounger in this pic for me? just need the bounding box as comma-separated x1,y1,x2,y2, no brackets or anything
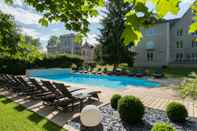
53,82,101,111
135,69,145,77
153,69,164,78
40,80,66,105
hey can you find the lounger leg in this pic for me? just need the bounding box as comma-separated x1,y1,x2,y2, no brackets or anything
80,99,83,111
71,101,74,112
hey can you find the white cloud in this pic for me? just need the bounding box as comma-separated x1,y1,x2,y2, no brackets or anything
85,33,99,45
21,27,41,38
88,8,106,24
88,15,103,23
0,2,42,25
14,0,24,6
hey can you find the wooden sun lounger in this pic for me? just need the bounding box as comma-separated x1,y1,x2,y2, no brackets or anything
53,82,101,111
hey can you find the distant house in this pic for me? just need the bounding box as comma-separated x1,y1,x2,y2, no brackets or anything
134,9,197,67
47,33,81,56
81,41,95,64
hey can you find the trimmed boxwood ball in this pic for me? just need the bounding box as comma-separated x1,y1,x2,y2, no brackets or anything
111,94,122,110
151,122,176,131
118,95,144,124
166,102,188,122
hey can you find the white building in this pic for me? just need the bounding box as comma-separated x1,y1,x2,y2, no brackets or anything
47,33,81,56
81,41,95,64
134,9,197,67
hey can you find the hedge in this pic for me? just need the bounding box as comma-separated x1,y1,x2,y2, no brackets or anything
0,54,83,75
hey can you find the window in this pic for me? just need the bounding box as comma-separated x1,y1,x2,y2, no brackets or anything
180,40,183,48
180,29,183,36
83,51,85,55
192,53,195,63
176,40,183,48
176,53,183,63
177,28,183,36
146,51,154,62
176,41,179,48
196,53,197,64
145,28,156,36
191,53,197,64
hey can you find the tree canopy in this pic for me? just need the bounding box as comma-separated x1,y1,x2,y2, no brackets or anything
4,0,196,44
189,1,197,36
47,36,60,47
98,0,134,69
0,11,43,62
24,35,41,48
0,10,20,55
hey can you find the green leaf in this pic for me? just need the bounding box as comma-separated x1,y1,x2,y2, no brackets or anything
122,25,142,46
134,1,148,13
152,0,180,17
38,18,48,27
125,11,140,28
74,33,84,44
189,22,197,33
98,0,105,7
3,0,13,4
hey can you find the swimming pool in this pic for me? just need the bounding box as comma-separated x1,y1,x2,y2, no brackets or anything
27,69,160,89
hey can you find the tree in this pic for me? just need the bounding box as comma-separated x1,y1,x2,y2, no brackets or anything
94,44,103,64
24,35,41,48
4,0,181,45
189,1,197,38
47,36,60,47
4,0,104,35
98,0,134,71
0,10,20,56
0,11,43,62
15,40,43,63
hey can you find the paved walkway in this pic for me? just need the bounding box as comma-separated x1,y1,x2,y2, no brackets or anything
0,84,197,131
87,86,197,118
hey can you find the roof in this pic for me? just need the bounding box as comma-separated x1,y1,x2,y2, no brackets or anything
81,41,95,48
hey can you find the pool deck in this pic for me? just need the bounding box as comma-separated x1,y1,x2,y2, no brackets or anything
1,78,197,131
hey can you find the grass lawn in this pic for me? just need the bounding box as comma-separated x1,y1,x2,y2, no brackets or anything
0,95,67,131
94,65,197,78
149,67,197,78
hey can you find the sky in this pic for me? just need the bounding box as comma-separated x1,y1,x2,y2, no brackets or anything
0,0,194,50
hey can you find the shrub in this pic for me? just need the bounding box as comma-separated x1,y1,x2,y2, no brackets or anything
179,72,197,100
111,94,122,110
151,122,176,131
166,102,188,122
0,57,28,75
33,54,83,68
0,54,84,75
118,95,144,124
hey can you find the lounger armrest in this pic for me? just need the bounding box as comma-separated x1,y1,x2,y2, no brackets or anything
64,85,71,88
88,91,102,95
68,88,84,92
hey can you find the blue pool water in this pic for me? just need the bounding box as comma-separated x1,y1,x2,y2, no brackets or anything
29,69,160,89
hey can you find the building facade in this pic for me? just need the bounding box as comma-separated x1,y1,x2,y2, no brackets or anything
134,9,197,67
47,33,81,56
81,41,95,64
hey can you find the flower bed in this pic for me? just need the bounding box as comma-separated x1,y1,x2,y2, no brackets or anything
67,104,197,131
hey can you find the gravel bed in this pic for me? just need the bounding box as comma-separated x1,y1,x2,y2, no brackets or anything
67,104,197,131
